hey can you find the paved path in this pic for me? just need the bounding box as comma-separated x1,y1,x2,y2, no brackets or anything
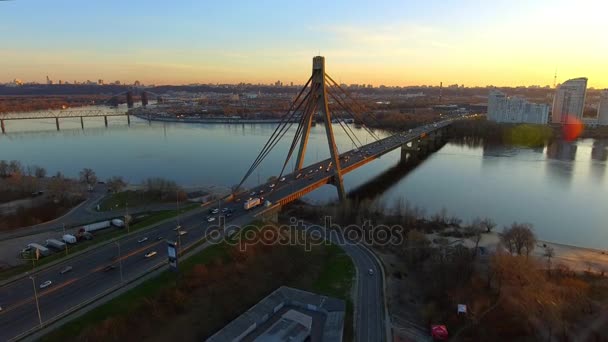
302,224,387,342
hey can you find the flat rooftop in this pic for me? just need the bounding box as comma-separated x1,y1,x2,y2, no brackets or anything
206,286,345,342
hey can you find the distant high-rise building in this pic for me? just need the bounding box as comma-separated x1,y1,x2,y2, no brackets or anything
487,90,549,124
134,80,141,87
98,79,104,85
552,77,587,124
598,90,608,126
46,75,53,85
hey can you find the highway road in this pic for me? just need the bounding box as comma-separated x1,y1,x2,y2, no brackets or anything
303,224,385,342
0,119,455,341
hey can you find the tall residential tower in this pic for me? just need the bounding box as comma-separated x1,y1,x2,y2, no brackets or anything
552,77,587,124
598,90,608,126
487,90,549,124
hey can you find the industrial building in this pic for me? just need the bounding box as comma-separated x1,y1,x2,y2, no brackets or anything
207,287,345,342
487,90,549,124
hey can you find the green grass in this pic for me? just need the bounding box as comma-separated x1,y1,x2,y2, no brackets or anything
311,243,356,299
98,190,172,211
0,205,198,281
310,243,355,341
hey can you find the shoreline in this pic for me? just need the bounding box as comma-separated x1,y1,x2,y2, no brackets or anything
428,230,608,273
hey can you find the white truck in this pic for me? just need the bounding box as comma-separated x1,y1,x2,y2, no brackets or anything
82,220,112,233
244,197,261,210
27,243,50,257
46,239,66,250
111,219,125,228
62,234,77,244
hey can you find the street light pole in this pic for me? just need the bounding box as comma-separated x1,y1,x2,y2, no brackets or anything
62,224,68,256
29,276,43,327
125,200,130,234
115,241,124,284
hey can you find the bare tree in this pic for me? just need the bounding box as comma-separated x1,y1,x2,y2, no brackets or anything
0,160,8,178
79,168,97,186
7,160,23,176
500,222,536,257
481,217,497,233
466,222,484,258
48,172,70,201
107,176,127,193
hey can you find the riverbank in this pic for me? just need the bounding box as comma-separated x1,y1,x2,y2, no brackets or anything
428,230,608,274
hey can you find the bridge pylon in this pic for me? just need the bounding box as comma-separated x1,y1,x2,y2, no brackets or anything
293,56,346,201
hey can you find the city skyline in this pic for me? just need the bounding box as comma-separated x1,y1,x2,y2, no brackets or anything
1,0,607,87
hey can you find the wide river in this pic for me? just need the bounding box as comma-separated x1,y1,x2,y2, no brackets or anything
1,107,607,249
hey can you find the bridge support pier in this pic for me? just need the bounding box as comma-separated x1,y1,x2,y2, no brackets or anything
127,114,131,126
104,116,108,127
80,116,84,130
55,117,60,131
1,119,5,134
332,174,346,201
401,140,420,160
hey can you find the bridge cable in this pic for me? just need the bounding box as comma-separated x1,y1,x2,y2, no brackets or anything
327,87,381,143
272,80,323,184
236,77,313,189
324,77,381,141
326,91,364,147
325,80,381,142
325,74,384,128
238,89,310,188
239,76,312,179
325,74,384,137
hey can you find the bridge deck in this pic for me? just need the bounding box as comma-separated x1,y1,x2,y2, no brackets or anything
230,119,454,216
0,110,128,120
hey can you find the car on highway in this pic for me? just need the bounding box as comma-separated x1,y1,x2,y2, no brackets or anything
145,251,157,258
60,266,73,274
249,191,256,196
259,189,265,194
207,216,216,222
102,265,117,272
156,236,164,241
280,177,286,182
173,225,182,231
211,208,219,214
226,212,233,217
269,183,275,188
138,237,149,243
39,280,52,289
178,230,188,236
221,207,229,213
296,173,302,179
368,269,374,276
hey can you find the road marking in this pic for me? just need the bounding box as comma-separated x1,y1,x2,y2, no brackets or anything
0,278,78,316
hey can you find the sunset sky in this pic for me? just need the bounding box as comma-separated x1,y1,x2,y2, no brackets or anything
1,0,607,88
